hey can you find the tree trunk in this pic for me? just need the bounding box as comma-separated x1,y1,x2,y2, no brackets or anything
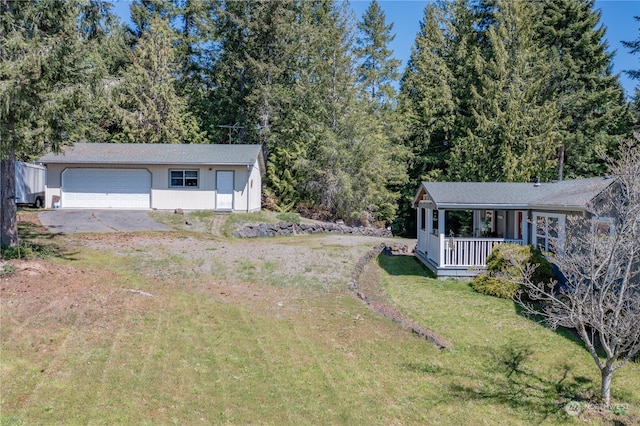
0,148,18,249
601,367,613,407
557,142,564,181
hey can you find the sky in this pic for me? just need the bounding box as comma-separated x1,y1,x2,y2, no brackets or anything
113,0,639,99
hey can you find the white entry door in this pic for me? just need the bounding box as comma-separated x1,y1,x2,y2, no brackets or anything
216,171,234,210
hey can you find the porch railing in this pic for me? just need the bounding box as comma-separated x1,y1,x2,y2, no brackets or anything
441,237,524,267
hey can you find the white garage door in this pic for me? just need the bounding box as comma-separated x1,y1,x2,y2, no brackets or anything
62,168,151,209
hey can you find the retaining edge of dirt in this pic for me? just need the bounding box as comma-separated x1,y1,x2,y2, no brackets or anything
349,244,453,350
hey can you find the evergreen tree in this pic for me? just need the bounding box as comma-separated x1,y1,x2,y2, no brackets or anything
207,0,291,144
111,14,206,144
77,2,134,143
535,0,630,179
399,2,457,182
171,0,221,138
622,16,640,83
395,0,473,235
79,0,117,41
622,16,640,130
448,0,561,182
1,0,96,247
354,0,400,110
263,0,406,224
129,0,176,38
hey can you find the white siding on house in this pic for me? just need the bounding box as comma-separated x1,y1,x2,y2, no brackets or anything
45,163,262,212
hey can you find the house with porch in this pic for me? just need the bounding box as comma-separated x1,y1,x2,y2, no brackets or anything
413,177,617,278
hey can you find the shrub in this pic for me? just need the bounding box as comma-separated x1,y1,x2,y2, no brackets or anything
0,263,16,277
471,244,554,299
1,241,56,260
276,212,301,224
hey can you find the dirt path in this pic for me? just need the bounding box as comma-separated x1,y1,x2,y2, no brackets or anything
209,213,227,236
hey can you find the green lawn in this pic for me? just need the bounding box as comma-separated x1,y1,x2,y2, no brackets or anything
376,254,640,424
1,228,638,425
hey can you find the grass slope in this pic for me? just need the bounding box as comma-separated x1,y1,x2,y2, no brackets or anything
1,217,638,425
376,254,640,424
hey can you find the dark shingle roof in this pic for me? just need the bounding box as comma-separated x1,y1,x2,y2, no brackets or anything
38,143,264,169
417,177,616,211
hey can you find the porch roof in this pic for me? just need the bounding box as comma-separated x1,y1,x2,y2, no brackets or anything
414,177,617,211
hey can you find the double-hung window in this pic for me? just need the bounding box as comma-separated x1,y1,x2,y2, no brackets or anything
170,170,199,188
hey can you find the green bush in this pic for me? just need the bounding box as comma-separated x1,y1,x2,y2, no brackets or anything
1,241,56,260
471,244,554,299
0,263,16,277
276,212,301,224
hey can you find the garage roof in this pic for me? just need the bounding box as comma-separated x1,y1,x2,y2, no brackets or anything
39,143,265,171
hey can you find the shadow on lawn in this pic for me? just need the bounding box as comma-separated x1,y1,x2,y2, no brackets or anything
512,301,597,361
449,341,594,423
377,253,437,278
7,220,80,261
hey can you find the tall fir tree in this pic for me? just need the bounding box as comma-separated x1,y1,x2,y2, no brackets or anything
129,0,176,38
171,0,221,139
207,0,291,144
395,0,473,235
354,0,400,110
622,16,640,130
112,14,206,144
447,0,561,182
399,2,456,182
622,16,640,83
535,0,630,179
1,0,97,247
76,1,133,143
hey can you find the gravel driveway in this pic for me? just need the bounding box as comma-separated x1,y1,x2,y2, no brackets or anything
38,210,171,234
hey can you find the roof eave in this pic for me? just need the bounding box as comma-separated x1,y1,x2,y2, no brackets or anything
41,160,256,166
528,204,586,212
435,203,530,210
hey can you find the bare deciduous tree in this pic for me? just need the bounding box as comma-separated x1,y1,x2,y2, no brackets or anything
515,135,640,408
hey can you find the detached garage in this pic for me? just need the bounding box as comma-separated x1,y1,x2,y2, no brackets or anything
39,143,265,212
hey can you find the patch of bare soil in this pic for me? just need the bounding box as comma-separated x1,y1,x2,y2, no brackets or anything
1,260,156,333
3,213,420,345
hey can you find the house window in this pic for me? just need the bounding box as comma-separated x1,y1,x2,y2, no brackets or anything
420,208,426,230
170,170,199,188
594,217,615,236
533,212,565,253
431,209,439,236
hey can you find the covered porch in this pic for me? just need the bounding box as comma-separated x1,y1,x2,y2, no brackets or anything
415,204,528,278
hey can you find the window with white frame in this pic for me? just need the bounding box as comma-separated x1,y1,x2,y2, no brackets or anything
533,212,565,253
170,169,199,188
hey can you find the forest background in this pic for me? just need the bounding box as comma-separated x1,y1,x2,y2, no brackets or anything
2,0,639,237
